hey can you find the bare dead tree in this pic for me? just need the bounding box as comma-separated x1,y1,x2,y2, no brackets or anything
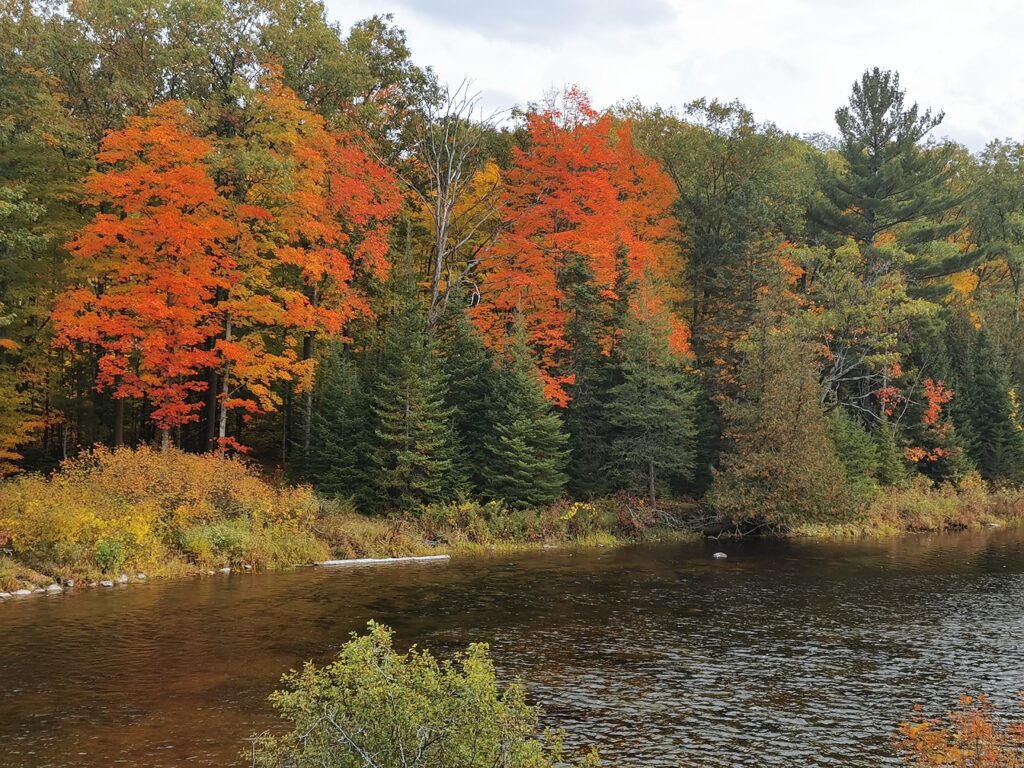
408,81,504,329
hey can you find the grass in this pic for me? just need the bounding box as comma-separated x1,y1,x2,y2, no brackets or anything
790,473,1024,539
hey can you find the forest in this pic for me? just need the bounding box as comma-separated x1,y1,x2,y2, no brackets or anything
4,0,1024,548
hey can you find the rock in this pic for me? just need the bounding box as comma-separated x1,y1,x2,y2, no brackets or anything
0,592,11,599
12,588,32,596
207,570,215,575
99,580,114,588
135,572,147,580
241,564,252,571
64,579,75,588
45,584,62,594
32,587,45,594
542,544,554,550
118,574,129,584
218,566,231,573
712,552,728,560
983,522,1001,528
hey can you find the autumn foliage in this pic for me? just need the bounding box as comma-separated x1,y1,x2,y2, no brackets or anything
896,694,1024,767
473,87,684,405
53,74,400,444
54,103,232,433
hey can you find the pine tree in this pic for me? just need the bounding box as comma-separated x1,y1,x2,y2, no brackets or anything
367,264,456,513
482,325,569,509
436,295,497,495
562,253,623,497
829,408,881,504
963,330,1024,484
812,68,961,269
604,295,698,508
295,345,371,500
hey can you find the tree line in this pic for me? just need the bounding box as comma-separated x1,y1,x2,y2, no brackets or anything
3,0,1024,527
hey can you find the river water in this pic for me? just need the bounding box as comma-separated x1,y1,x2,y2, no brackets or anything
2,530,1024,767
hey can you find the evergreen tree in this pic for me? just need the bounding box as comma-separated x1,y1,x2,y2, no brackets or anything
829,409,881,505
562,250,632,497
367,263,457,513
812,68,961,271
294,345,371,500
481,325,569,509
873,422,909,488
436,295,498,495
963,330,1024,484
710,316,849,530
604,295,698,508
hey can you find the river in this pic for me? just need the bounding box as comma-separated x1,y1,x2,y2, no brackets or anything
2,530,1024,767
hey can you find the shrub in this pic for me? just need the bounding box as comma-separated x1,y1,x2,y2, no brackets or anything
895,693,1024,767
0,447,322,575
249,622,598,768
94,538,127,574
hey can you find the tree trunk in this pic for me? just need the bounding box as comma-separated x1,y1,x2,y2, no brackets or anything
160,428,170,451
112,397,124,448
648,458,657,509
218,315,232,453
302,331,314,457
204,366,218,452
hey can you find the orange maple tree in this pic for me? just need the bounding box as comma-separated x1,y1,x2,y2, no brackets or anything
211,72,401,445
53,102,233,441
472,86,683,405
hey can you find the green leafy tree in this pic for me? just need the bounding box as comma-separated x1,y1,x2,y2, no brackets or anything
250,622,598,768
625,98,816,394
482,325,569,509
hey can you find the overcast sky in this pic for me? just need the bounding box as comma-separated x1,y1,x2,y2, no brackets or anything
323,0,1024,150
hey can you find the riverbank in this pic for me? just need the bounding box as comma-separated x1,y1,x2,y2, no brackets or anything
0,447,700,595
2,447,1023,597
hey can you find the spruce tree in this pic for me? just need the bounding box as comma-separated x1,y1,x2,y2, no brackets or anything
963,330,1024,484
294,345,372,500
562,253,625,497
367,262,457,513
481,325,569,509
829,408,881,504
436,295,498,496
604,297,698,508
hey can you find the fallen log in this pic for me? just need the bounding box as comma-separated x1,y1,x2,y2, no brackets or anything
317,554,451,567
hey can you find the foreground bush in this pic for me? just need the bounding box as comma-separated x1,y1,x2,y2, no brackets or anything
249,622,598,768
896,694,1024,766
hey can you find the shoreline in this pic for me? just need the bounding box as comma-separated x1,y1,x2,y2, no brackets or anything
2,514,1022,602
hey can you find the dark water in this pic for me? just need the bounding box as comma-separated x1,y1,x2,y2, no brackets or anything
3,531,1024,767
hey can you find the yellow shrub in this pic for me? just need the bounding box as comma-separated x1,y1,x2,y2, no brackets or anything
0,447,321,574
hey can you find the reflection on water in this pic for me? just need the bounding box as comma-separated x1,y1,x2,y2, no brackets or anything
2,530,1024,767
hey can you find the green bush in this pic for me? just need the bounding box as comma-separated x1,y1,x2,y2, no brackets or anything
250,622,598,768
94,538,127,574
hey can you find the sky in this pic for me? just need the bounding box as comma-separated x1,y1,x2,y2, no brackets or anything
323,0,1024,150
